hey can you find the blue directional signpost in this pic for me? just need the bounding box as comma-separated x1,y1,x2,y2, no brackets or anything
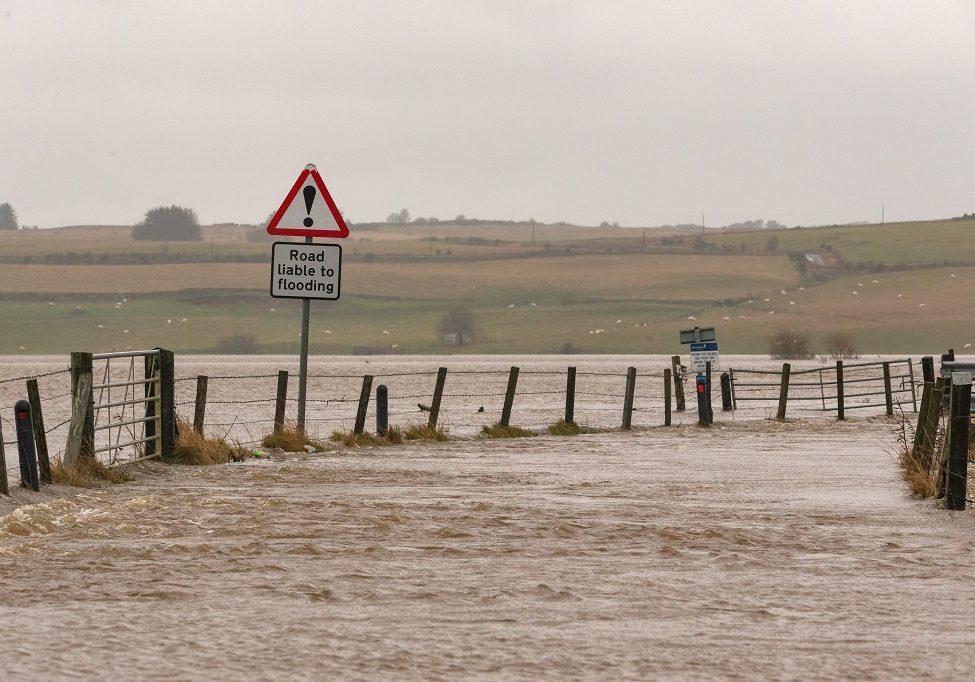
680,327,718,425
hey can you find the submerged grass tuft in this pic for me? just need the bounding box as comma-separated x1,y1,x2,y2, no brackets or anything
891,406,942,498
172,419,251,465
328,423,449,447
330,430,386,447
547,419,594,436
402,423,451,441
480,423,534,438
51,457,132,488
261,421,326,452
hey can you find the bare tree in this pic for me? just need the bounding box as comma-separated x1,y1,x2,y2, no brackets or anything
767,327,814,359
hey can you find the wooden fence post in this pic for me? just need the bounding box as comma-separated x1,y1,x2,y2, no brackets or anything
26,379,52,484
376,384,388,437
64,372,92,468
921,356,935,384
193,375,209,434
836,360,845,421
158,348,176,457
664,368,672,426
70,351,94,460
907,359,917,412
911,382,933,459
564,366,576,424
882,362,893,416
923,379,946,471
945,374,971,510
500,366,520,427
0,417,8,495
705,361,713,424
428,367,447,430
354,375,373,435
776,363,791,421
274,370,289,434
671,355,686,411
144,353,159,457
622,366,636,430
720,372,732,411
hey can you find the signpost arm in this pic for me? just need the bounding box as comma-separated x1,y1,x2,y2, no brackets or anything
297,236,312,434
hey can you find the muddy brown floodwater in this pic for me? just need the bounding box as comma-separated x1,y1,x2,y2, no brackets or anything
1,417,973,679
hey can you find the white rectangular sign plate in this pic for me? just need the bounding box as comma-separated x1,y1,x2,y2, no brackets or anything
270,242,341,300
689,341,719,373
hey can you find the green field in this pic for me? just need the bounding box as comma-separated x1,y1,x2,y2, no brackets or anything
0,218,971,355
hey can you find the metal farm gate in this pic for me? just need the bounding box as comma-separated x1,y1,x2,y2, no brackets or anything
65,348,175,467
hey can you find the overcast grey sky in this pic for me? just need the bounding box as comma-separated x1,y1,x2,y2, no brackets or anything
2,1,972,228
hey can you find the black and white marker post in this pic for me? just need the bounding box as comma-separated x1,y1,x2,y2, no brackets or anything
267,163,351,433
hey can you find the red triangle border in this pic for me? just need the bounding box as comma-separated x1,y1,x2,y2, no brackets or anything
266,168,350,238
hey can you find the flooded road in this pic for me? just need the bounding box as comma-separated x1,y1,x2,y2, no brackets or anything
1,418,972,679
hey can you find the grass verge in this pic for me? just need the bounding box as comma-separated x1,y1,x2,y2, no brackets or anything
480,423,534,438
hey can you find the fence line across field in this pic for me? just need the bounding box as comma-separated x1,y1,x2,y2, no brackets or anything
0,352,931,494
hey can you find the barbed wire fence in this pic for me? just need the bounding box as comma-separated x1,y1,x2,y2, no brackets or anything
0,356,938,491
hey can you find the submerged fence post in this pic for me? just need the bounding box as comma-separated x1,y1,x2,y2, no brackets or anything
906,359,917,412
0,417,7,496
564,366,576,424
193,375,209,434
428,367,447,430
671,355,686,412
622,366,636,430
157,348,176,457
70,351,94,461
664,368,672,426
911,382,933,459
835,360,845,420
720,372,732,411
274,370,289,434
65,372,92,468
14,400,40,492
705,361,713,424
776,363,791,421
500,366,520,427
26,379,52,484
376,384,388,437
945,373,971,510
145,352,159,457
354,375,374,435
882,362,894,416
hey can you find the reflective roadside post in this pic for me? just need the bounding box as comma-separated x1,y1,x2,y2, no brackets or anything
14,400,40,492
696,375,710,426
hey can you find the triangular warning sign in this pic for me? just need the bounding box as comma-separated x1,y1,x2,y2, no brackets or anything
266,165,350,238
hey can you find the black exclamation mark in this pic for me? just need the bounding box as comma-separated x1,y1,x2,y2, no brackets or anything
303,186,316,227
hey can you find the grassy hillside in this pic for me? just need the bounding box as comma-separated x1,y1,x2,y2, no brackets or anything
0,218,970,355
